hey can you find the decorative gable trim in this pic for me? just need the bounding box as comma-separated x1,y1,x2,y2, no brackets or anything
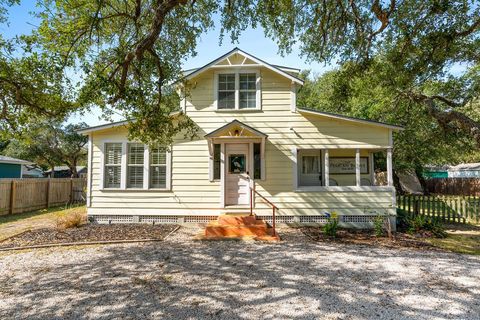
184,48,304,85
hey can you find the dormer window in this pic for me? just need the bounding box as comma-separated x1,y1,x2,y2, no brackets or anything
215,71,261,110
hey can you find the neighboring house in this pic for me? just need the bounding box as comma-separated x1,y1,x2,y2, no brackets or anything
0,156,33,178
21,165,45,178
46,166,87,178
79,48,403,228
424,163,480,179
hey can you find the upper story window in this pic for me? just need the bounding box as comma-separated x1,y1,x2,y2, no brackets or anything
215,71,261,110
218,74,236,109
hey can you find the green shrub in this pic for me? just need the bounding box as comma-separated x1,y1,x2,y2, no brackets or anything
323,218,339,238
406,214,447,238
373,215,385,237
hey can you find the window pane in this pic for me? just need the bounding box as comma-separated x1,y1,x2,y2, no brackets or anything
213,144,221,180
239,73,256,90
105,143,122,164
127,166,143,188
302,156,319,174
128,143,144,165
218,91,235,109
105,166,121,188
229,154,246,173
150,147,166,165
239,91,256,109
150,166,166,188
218,74,235,90
254,143,261,179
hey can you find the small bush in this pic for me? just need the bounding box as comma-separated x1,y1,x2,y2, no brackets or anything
323,212,339,238
56,209,86,229
373,216,385,237
406,214,447,238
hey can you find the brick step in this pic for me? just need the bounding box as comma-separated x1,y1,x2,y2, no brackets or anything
205,223,268,237
217,214,259,226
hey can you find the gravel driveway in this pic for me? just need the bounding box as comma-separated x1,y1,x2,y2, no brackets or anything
0,226,479,320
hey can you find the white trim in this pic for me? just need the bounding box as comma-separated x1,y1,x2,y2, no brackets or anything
166,148,172,190
208,143,214,182
369,152,376,186
143,145,149,190
260,138,266,180
387,148,393,187
292,147,298,190
298,108,404,131
290,82,297,113
220,143,226,207
249,142,254,178
355,148,361,187
324,149,330,187
296,186,396,192
184,48,304,85
120,142,127,189
87,134,93,207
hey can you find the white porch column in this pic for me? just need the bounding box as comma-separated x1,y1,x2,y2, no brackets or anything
387,148,393,187
355,148,361,187
324,149,329,187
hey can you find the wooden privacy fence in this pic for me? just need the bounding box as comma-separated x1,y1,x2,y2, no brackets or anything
397,195,480,224
425,178,480,196
0,178,87,216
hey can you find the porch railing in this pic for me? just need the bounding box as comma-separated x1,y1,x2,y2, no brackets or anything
249,180,278,236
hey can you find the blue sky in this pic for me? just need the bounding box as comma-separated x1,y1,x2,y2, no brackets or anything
2,1,334,126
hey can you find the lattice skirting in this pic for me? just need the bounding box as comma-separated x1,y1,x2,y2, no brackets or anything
88,214,394,227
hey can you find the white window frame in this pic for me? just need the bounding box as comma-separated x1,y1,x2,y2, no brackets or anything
100,141,171,191
126,143,145,189
214,69,261,111
148,145,171,190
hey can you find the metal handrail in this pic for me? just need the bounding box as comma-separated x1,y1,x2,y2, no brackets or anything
249,179,278,236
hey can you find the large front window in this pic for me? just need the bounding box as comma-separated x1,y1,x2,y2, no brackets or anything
216,71,259,110
103,142,170,190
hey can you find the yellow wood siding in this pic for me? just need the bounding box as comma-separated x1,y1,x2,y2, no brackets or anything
88,67,395,217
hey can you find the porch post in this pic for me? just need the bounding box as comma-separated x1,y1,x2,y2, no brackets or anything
324,149,329,187
387,148,393,187
355,148,361,187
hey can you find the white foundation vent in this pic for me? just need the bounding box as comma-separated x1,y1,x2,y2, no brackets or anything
342,215,381,223
184,216,217,223
140,216,179,224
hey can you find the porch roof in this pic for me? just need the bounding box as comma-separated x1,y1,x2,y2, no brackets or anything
204,120,268,138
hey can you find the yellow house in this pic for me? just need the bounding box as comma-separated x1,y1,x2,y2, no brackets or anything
79,48,403,228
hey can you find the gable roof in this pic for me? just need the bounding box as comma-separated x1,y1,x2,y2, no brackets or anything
0,155,33,165
205,120,268,138
297,108,404,131
183,48,304,85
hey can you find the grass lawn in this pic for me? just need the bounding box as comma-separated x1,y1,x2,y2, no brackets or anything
427,224,480,255
0,205,86,241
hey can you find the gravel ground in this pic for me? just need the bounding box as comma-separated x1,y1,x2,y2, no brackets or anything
0,226,479,320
